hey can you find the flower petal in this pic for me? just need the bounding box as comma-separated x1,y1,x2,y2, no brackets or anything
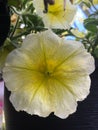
55,39,95,75
3,30,95,119
33,0,77,29
54,72,91,101
10,77,77,119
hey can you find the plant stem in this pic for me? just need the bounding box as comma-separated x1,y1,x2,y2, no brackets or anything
10,16,19,39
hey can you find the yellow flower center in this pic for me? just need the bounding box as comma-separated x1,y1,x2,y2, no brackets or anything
43,0,63,14
48,4,62,14
44,71,52,77
37,59,57,79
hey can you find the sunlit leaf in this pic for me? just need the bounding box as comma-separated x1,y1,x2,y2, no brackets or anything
84,18,98,33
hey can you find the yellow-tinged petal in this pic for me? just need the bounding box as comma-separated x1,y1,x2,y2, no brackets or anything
33,0,77,29
93,0,98,4
3,30,95,119
10,78,77,118
71,29,85,38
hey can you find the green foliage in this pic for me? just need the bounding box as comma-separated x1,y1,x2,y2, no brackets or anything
81,1,98,58
7,0,45,46
84,18,98,33
8,0,20,7
4,0,98,59
8,0,32,8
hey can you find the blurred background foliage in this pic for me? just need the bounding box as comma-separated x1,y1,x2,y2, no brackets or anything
1,0,98,67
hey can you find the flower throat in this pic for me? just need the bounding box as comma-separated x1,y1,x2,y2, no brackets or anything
43,0,73,13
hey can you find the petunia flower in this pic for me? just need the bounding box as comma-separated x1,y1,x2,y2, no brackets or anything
3,30,95,119
33,0,77,29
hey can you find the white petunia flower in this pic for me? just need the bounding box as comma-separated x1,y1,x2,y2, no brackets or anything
33,0,77,29
3,30,95,119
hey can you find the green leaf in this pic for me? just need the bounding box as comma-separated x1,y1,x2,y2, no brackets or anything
8,0,20,7
21,0,28,7
82,1,91,8
84,18,98,33
94,46,98,58
8,0,29,8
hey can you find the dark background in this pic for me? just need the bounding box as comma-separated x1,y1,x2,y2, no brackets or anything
0,0,10,47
